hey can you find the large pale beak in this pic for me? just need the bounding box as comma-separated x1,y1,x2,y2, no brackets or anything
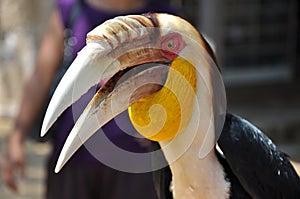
41,15,165,136
40,15,169,172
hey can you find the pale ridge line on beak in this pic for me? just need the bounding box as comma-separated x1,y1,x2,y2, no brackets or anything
41,43,116,137
86,15,153,47
55,65,168,172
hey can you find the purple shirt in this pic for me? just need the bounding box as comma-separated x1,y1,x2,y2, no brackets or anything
53,0,177,165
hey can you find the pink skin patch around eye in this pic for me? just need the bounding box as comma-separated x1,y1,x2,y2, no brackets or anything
160,33,185,60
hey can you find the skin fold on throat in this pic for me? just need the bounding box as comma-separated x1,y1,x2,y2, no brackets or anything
128,57,197,141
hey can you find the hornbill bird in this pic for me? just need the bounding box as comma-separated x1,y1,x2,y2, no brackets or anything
41,13,300,198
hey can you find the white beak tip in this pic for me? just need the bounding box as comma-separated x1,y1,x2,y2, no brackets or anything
40,119,51,137
54,156,66,173
40,127,47,137
54,165,61,173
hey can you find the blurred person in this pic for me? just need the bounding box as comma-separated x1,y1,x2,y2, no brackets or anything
2,0,176,198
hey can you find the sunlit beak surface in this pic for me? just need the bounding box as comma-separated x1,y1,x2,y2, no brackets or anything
40,14,169,172
41,15,166,136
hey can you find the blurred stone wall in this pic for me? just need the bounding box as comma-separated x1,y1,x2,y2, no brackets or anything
0,0,53,117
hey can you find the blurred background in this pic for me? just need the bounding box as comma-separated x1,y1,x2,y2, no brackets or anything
0,0,299,198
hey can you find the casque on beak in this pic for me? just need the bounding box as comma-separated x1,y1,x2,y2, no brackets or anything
41,14,171,172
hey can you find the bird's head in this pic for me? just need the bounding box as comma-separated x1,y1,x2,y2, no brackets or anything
41,13,226,172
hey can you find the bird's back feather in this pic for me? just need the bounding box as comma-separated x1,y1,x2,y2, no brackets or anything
219,113,300,198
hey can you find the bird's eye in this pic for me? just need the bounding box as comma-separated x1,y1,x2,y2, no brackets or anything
160,33,185,60
162,39,175,50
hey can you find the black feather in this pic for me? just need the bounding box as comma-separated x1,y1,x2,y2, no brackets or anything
219,113,300,199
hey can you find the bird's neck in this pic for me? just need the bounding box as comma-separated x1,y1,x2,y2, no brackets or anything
160,141,230,199
172,150,230,199
159,115,230,199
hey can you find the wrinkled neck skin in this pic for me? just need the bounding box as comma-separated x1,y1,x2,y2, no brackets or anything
159,101,230,199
